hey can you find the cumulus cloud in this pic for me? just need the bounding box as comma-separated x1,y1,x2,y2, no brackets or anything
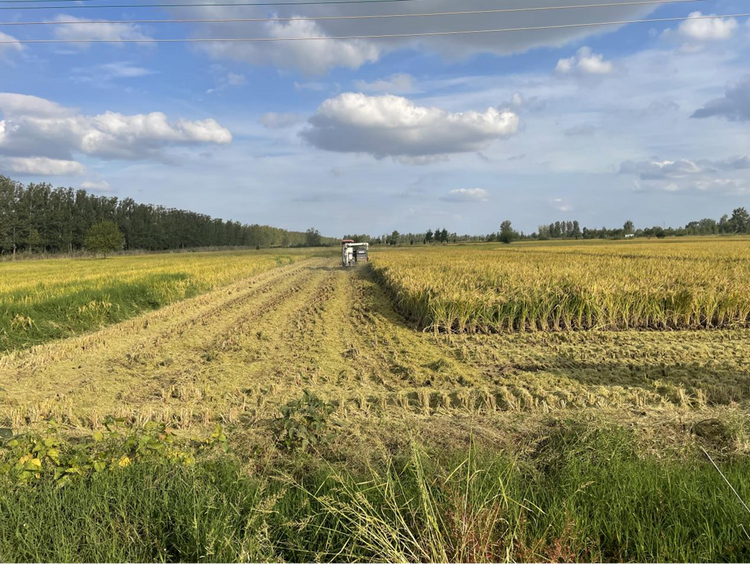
692,75,750,121
354,73,416,94
259,112,306,129
301,93,519,162
52,14,153,46
0,92,232,169
440,188,489,202
556,47,613,75
678,12,738,41
0,156,85,176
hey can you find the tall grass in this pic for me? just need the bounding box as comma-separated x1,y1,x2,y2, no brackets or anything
2,426,749,562
372,239,750,333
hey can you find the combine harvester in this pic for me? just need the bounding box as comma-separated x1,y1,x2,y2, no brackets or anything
341,240,369,268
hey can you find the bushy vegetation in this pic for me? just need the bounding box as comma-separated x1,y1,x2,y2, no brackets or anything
372,239,750,332
0,249,313,352
1,422,748,562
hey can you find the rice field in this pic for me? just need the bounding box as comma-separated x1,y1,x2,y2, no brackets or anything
0,249,318,353
1,242,749,562
371,238,750,333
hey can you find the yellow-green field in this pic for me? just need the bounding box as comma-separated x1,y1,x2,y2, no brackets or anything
1,240,749,562
372,238,750,332
0,248,318,353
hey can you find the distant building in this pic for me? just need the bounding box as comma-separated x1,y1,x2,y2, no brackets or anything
625,234,635,239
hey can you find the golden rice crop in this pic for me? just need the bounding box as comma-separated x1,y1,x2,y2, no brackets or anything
0,249,315,352
371,238,750,333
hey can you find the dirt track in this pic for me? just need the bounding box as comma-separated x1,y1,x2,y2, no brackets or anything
2,257,749,431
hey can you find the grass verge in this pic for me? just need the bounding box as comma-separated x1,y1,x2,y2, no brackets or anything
1,422,748,562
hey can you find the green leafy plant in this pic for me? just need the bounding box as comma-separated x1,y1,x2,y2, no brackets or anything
273,390,335,452
0,420,229,488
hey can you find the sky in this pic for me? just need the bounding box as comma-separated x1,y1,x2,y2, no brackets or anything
0,0,749,237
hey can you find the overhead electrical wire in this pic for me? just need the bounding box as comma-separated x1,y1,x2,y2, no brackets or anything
0,0,708,26
0,12,746,42
0,0,461,9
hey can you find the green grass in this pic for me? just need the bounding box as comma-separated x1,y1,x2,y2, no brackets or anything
1,426,748,562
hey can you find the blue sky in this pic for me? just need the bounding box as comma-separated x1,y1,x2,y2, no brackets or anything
0,0,748,236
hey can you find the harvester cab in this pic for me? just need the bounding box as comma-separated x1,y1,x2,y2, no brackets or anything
342,240,370,268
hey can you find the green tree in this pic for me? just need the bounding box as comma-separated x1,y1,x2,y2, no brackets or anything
305,228,322,247
623,220,635,234
85,221,125,257
499,220,517,244
729,207,750,234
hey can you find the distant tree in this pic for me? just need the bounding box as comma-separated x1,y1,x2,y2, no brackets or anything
425,229,434,244
305,228,322,247
571,220,581,239
440,228,449,243
623,220,635,234
499,220,517,244
85,221,124,257
729,207,750,234
389,230,400,246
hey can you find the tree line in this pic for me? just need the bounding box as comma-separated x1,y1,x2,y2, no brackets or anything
0,177,335,257
346,207,750,246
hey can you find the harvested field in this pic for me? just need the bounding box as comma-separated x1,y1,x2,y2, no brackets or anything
1,245,749,562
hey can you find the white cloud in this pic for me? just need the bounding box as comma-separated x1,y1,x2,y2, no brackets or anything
689,178,747,193
259,112,306,129
198,19,380,75
0,93,70,118
440,188,489,202
80,180,112,191
301,93,519,162
354,73,415,94
0,156,85,176
619,159,703,179
678,12,738,41
185,0,658,73
72,61,156,83
53,14,153,46
692,75,750,122
622,154,750,194
0,92,232,166
556,47,613,75
550,198,573,212
0,32,23,60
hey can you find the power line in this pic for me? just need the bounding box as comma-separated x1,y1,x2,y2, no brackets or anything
0,0,440,9
0,0,706,26
0,11,746,40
